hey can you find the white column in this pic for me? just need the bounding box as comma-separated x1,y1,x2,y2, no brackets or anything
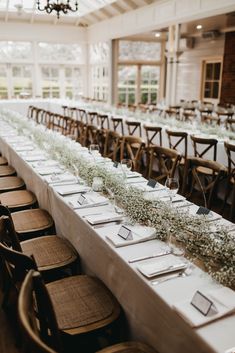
165,26,174,106
171,23,181,105
33,41,41,98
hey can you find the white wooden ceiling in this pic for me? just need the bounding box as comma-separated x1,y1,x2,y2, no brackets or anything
0,0,155,26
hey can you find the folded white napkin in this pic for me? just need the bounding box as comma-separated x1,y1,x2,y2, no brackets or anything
44,173,77,185
54,184,90,195
173,287,235,328
137,255,187,278
136,183,165,192
85,212,123,225
23,154,47,162
69,194,108,209
106,224,156,247
14,145,34,152
32,160,59,168
35,167,63,176
126,176,147,184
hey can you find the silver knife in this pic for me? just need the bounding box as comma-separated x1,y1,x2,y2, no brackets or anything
128,250,171,263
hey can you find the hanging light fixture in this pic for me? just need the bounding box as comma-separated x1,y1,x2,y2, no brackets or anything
37,1,78,19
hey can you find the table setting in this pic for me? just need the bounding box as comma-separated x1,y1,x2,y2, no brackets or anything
0,107,235,353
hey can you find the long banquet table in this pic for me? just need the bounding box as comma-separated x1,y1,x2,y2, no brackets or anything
0,114,235,353
1,98,233,167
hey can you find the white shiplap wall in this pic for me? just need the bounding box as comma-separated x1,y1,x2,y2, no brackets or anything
176,35,225,102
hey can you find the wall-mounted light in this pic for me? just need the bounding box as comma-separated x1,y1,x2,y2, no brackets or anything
196,24,203,30
155,32,161,38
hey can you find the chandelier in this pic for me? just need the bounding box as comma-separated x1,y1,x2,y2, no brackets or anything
37,1,79,19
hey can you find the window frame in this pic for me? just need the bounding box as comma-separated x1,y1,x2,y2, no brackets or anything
200,57,223,104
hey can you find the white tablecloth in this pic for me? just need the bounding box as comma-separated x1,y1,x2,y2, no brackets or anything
0,124,234,353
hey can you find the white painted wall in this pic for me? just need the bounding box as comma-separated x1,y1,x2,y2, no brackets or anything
87,0,235,42
175,35,225,102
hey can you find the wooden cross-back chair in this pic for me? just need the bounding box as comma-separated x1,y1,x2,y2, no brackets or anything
77,108,87,123
125,120,142,137
111,117,124,136
0,218,122,351
98,114,110,130
147,145,181,184
0,201,55,241
182,157,227,210
223,141,235,222
0,213,78,308
201,114,220,126
27,105,34,119
225,118,235,132
103,130,121,162
50,114,66,134
61,105,69,116
87,111,98,126
190,135,218,175
120,136,145,172
38,110,52,129
18,270,157,353
68,120,86,145
143,124,162,147
84,124,99,147
166,130,188,161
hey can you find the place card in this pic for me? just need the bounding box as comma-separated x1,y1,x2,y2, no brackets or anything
191,291,214,316
147,178,157,188
117,225,133,240
196,206,210,215
77,194,88,206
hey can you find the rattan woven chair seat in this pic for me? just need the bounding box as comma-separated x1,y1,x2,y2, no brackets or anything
21,235,77,271
0,165,16,177
11,208,54,234
0,176,25,192
96,341,157,353
0,190,37,209
46,275,120,333
0,156,7,165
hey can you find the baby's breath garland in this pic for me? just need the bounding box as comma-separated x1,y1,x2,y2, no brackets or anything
0,108,235,288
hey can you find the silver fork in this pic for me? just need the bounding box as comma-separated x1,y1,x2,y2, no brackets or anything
151,265,193,286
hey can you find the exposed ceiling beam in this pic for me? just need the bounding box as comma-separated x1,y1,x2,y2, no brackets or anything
99,7,113,19
110,3,126,15
119,0,138,10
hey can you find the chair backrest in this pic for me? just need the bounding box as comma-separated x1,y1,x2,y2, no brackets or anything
0,216,37,288
111,116,124,136
120,136,145,172
18,270,63,353
201,114,220,126
84,124,98,147
97,114,110,130
87,111,98,125
166,130,188,160
224,141,235,175
0,205,22,252
225,118,235,132
103,130,121,161
143,125,162,147
190,135,218,161
18,270,62,353
77,109,87,123
125,120,142,137
147,145,181,183
182,157,227,209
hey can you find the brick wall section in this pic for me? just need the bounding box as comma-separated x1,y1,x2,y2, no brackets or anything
220,31,235,104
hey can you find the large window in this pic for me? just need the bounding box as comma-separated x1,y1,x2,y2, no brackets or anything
89,42,109,102
201,60,222,102
0,40,85,100
117,40,162,106
12,65,33,98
